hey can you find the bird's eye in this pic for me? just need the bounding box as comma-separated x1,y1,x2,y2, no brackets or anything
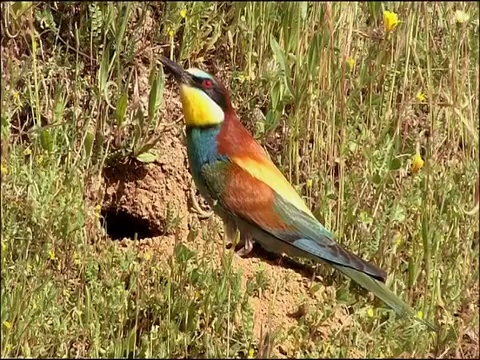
202,79,213,89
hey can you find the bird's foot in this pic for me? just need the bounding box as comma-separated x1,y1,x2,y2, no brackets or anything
190,182,213,219
235,233,255,258
223,218,255,258
274,254,285,267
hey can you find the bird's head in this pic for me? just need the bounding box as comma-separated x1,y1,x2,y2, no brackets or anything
159,55,231,128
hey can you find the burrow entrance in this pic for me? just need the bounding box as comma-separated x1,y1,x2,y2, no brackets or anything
100,208,163,241
97,129,192,243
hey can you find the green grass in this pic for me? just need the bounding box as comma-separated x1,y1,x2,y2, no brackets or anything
1,1,479,358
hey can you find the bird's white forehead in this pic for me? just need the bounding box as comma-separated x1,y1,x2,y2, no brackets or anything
186,68,213,79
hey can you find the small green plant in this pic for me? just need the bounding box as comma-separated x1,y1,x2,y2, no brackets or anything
254,265,271,297
165,201,184,234
110,64,166,164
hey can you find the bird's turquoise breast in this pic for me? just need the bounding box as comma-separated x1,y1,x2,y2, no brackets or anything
186,126,224,200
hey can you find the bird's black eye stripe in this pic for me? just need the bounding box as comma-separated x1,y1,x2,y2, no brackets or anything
193,76,215,95
192,75,208,87
191,75,227,111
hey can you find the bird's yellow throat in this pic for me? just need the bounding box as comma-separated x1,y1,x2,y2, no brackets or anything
179,84,224,127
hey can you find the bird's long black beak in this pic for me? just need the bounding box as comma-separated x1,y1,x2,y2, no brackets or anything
159,55,192,85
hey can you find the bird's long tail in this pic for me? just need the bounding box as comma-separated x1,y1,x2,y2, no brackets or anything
333,264,438,332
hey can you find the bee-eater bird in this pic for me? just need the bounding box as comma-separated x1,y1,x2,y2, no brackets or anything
159,55,436,331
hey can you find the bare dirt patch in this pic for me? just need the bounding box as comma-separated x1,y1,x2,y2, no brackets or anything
101,127,191,239
99,76,194,243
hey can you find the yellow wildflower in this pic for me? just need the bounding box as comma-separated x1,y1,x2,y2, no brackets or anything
416,90,426,103
411,153,424,173
3,320,12,329
247,348,255,359
1,163,7,176
12,90,21,105
23,147,32,156
168,28,175,38
74,252,81,265
392,231,402,247
237,74,246,84
367,308,374,318
144,251,151,261
416,311,424,320
94,204,102,218
48,249,56,261
383,11,399,33
346,57,355,71
180,9,187,19
455,10,469,24
306,179,313,190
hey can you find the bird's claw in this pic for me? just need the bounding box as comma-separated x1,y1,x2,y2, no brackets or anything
224,218,255,257
190,182,213,219
235,233,255,257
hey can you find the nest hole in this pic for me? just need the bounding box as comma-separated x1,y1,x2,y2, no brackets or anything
101,208,160,240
